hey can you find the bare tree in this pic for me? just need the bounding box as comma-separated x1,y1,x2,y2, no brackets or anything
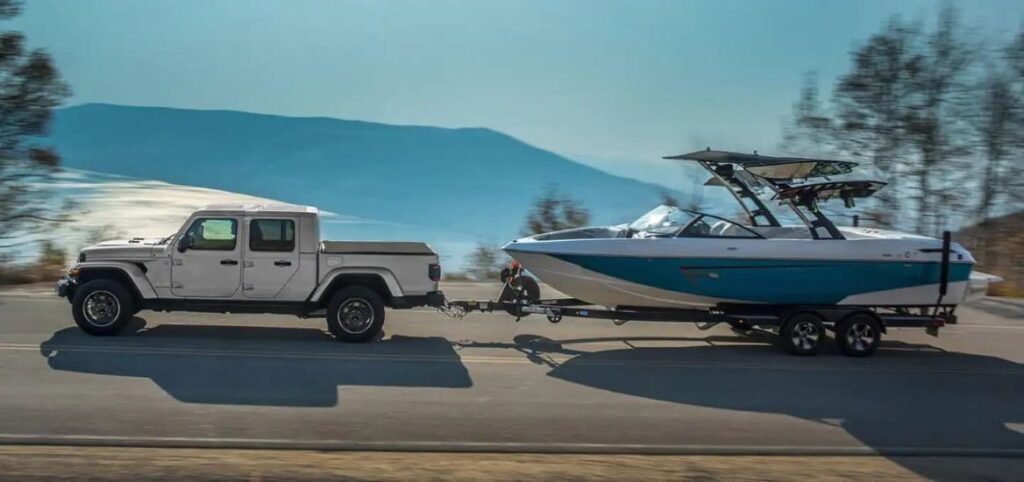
0,0,71,252
784,8,984,233
781,73,841,158
972,66,1018,222
902,6,975,234
1006,27,1024,209
831,16,920,225
522,184,590,235
465,243,504,281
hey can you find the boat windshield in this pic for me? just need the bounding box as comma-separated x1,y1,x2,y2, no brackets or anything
628,205,697,235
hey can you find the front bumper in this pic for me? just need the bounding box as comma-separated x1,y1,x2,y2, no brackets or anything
55,276,76,299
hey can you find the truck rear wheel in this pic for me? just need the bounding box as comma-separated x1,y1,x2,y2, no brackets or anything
71,279,136,335
326,286,385,343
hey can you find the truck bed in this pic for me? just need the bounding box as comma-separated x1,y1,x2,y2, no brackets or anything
320,241,436,255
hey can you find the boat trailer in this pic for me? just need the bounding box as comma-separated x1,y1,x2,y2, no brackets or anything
438,233,960,358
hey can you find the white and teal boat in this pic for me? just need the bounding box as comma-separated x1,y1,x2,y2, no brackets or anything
504,150,996,310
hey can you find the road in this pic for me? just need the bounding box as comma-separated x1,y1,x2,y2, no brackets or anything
1,283,1023,480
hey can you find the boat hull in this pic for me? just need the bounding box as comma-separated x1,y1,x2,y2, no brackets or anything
504,239,974,309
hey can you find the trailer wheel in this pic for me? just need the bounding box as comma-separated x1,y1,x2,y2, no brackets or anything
780,312,825,356
498,275,540,317
326,286,385,343
835,312,881,357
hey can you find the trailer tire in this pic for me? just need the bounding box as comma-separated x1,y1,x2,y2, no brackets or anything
327,286,385,343
779,312,825,356
835,312,882,357
71,279,136,336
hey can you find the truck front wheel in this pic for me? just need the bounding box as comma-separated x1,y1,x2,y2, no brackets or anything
326,286,385,343
71,279,136,335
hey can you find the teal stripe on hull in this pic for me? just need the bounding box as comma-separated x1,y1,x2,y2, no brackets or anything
551,255,973,305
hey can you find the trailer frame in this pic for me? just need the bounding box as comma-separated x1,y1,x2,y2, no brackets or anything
440,295,956,357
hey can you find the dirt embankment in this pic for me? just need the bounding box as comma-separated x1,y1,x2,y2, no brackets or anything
3,446,1022,481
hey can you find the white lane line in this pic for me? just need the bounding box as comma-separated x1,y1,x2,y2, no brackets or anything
5,343,1024,375
943,325,1024,331
0,433,1022,456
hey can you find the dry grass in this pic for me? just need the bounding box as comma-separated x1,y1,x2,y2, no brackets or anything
0,261,65,286
0,446,961,481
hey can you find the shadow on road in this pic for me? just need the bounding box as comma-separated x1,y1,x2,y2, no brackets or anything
39,318,472,407
464,333,1024,481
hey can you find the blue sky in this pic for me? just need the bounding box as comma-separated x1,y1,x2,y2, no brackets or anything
12,0,1024,163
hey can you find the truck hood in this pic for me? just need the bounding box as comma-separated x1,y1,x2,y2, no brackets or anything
80,238,169,261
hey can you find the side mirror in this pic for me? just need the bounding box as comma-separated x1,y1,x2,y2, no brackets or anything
177,235,192,253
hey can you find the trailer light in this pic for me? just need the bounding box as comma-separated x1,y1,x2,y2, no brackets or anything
78,252,86,262
429,263,441,281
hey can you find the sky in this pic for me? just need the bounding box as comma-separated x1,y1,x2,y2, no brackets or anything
11,0,1024,163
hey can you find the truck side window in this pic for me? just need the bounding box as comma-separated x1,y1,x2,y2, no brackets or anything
250,219,295,252
184,218,238,250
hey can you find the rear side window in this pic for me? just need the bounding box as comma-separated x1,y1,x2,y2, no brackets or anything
250,219,295,252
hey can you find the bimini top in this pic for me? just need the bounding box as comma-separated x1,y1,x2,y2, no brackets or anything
664,149,858,180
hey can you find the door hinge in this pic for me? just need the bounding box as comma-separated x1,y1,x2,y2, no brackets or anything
244,260,255,268
243,283,255,291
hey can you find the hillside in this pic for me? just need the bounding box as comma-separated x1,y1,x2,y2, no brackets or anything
46,104,686,248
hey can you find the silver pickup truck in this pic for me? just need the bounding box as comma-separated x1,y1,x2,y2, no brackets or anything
56,204,443,342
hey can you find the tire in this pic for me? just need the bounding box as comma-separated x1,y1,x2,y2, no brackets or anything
326,286,386,343
498,275,541,317
71,279,136,336
835,312,882,357
779,312,825,356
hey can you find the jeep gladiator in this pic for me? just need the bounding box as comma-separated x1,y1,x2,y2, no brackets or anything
56,204,444,342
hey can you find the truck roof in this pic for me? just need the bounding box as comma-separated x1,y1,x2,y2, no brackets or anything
194,203,319,216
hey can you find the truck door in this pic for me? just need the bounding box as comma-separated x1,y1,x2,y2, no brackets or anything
171,217,242,298
242,218,300,298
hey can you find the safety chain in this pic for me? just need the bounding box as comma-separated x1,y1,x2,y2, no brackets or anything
437,302,468,320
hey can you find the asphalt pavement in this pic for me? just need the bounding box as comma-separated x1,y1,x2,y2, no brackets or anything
1,282,1022,480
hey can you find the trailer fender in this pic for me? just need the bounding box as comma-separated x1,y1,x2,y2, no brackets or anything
310,267,403,304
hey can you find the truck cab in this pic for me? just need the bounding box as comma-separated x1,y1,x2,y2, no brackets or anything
57,203,443,342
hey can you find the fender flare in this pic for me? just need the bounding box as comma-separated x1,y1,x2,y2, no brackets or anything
309,267,403,303
74,262,158,299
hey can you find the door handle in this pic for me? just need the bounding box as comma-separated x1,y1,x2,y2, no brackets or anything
220,259,238,266
274,261,292,267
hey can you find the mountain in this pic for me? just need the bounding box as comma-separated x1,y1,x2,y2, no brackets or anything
45,104,685,252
